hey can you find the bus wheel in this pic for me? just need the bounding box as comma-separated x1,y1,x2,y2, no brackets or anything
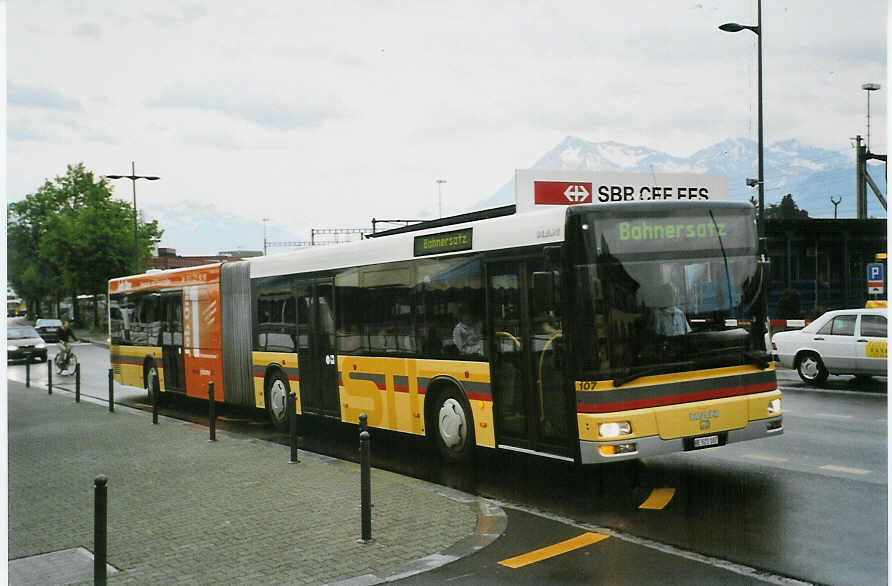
265,372,290,428
144,362,160,403
797,352,828,386
432,387,475,463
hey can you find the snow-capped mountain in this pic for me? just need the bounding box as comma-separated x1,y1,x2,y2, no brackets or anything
478,136,886,219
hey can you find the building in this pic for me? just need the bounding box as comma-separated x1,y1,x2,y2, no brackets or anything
151,248,261,270
764,218,887,316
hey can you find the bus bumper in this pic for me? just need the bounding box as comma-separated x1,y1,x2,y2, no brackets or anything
578,415,783,464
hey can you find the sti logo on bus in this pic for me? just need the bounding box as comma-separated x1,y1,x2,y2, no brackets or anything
534,181,593,205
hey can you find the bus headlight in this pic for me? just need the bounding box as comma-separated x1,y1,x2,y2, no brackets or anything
599,421,631,438
8,345,18,352
767,398,781,414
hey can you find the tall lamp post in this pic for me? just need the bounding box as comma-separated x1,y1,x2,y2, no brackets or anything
262,217,270,255
105,162,160,273
436,179,447,218
862,82,881,152
720,2,764,221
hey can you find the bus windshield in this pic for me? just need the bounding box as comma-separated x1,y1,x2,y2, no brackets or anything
571,206,763,380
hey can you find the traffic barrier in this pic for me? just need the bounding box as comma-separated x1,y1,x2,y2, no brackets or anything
288,392,298,463
47,361,53,394
107,368,114,413
94,475,108,586
75,363,81,403
208,382,216,442
151,372,159,425
359,425,372,543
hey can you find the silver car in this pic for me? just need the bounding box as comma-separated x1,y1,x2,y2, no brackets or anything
771,308,888,385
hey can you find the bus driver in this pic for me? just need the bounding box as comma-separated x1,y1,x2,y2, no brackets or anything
453,307,483,355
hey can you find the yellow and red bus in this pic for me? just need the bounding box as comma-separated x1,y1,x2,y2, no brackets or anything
109,199,782,464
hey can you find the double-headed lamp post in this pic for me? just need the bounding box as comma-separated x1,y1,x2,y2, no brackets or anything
720,2,764,221
105,161,160,274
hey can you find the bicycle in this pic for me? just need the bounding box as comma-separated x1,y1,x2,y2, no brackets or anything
54,343,79,376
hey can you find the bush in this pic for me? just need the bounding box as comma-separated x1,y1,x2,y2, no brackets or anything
775,289,801,318
807,305,828,320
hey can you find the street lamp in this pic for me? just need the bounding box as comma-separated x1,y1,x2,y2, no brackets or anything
105,161,160,273
436,179,447,218
720,2,764,221
861,82,881,151
262,218,270,255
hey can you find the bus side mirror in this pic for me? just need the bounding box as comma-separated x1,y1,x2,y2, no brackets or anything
533,271,557,310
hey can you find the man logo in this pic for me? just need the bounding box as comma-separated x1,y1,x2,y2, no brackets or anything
564,184,590,203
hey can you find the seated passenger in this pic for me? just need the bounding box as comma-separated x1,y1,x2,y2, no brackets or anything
653,283,691,337
453,308,483,355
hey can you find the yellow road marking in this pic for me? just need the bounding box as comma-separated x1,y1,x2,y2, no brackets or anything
741,454,788,464
498,532,609,568
639,488,675,510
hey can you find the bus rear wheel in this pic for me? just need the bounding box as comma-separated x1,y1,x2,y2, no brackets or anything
431,386,475,463
265,372,290,428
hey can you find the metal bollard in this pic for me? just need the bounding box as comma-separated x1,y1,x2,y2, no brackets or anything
152,372,159,425
94,475,108,586
48,361,53,394
359,412,367,434
108,368,114,412
25,359,30,388
359,430,372,543
208,381,216,442
75,363,81,402
288,392,298,464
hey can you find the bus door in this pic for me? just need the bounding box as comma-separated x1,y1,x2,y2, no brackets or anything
295,279,340,417
160,291,186,392
487,260,573,460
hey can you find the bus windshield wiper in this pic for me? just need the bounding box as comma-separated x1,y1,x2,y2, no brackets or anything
612,361,696,387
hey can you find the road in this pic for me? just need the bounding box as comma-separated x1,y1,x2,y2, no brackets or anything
7,339,887,585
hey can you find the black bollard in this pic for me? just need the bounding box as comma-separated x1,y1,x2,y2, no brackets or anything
75,363,81,402
48,361,53,395
25,359,30,388
94,475,108,586
359,430,372,543
108,368,114,413
359,412,368,434
288,392,298,464
208,381,216,442
152,372,159,425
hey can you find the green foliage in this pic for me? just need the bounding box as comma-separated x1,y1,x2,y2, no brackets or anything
7,163,163,322
808,305,828,320
765,194,810,219
775,289,802,318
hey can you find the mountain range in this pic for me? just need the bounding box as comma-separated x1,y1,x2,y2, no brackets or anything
477,136,887,219
150,136,886,255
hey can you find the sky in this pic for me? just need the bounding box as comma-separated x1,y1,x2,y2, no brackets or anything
6,0,888,255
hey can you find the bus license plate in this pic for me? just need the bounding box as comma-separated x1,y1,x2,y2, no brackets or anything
693,435,719,449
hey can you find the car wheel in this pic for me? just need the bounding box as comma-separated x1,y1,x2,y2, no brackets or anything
797,352,828,386
265,371,291,428
430,385,475,463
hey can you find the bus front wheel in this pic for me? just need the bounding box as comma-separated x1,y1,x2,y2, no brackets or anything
265,372,290,428
431,386,475,463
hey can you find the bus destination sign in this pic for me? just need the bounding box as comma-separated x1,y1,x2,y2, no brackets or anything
414,228,473,257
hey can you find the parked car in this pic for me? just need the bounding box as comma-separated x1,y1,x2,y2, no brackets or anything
35,318,63,342
7,326,48,362
772,308,888,385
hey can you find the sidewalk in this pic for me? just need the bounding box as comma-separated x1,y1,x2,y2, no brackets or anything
8,380,504,585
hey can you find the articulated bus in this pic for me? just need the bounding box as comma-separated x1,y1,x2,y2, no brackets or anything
109,199,782,464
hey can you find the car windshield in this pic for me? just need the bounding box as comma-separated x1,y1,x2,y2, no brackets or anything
9,327,40,340
36,319,62,327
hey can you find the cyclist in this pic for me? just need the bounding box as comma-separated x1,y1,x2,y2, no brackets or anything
58,321,79,365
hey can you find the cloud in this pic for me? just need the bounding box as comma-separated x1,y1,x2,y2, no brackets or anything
74,21,102,39
146,82,347,130
7,121,57,143
8,82,83,111
144,2,207,28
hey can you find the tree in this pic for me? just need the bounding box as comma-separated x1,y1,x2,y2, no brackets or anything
765,193,810,219
7,163,163,325
775,289,802,318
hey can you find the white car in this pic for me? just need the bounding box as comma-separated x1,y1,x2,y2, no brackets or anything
771,308,888,385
